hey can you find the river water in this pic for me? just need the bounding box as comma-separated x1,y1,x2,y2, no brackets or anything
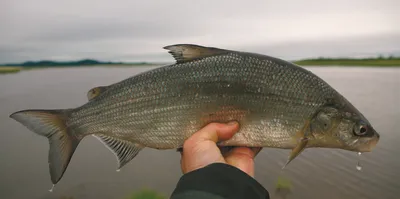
0,66,398,199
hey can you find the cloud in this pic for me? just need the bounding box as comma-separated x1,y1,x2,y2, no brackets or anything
1,0,399,62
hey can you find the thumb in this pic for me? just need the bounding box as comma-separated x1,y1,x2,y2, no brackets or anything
185,121,239,144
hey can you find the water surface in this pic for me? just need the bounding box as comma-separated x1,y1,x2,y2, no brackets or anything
0,66,399,199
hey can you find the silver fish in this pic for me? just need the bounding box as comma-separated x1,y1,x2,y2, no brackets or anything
10,44,380,185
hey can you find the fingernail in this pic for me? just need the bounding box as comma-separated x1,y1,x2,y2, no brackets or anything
227,121,238,126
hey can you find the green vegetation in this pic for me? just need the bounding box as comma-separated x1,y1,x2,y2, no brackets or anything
1,55,399,74
58,189,166,199
0,67,22,74
0,59,156,74
294,56,400,67
3,59,154,68
275,176,292,190
126,188,166,199
274,177,292,199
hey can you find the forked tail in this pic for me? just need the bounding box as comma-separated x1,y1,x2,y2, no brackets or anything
9,109,81,185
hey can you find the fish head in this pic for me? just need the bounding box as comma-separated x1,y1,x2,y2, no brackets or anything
335,109,380,153
334,118,379,153
310,103,380,153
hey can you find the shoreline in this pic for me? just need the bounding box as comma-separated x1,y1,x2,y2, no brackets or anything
293,59,400,67
1,61,399,74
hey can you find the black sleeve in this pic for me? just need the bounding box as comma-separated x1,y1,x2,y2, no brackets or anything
170,163,270,199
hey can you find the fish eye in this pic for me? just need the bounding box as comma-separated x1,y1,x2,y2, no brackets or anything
353,122,368,136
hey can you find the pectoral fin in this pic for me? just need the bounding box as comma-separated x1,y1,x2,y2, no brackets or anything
283,138,308,169
93,134,143,170
283,120,312,169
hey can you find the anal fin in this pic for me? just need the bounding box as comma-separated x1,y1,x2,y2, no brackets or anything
93,134,143,170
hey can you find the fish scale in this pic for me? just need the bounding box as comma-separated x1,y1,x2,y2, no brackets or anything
9,44,380,185
70,53,328,148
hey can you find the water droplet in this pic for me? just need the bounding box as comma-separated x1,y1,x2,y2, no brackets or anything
356,162,362,171
48,184,55,192
356,152,362,171
116,169,121,172
227,84,231,87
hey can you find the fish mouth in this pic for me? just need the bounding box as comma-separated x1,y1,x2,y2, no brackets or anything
367,135,379,151
353,134,380,152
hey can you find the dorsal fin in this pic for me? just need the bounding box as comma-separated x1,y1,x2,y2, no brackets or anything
93,134,144,170
163,44,229,64
87,86,109,101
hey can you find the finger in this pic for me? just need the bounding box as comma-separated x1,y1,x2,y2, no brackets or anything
225,147,256,177
185,121,239,144
225,147,257,161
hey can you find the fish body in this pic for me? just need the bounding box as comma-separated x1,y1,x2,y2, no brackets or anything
76,50,326,149
10,44,380,185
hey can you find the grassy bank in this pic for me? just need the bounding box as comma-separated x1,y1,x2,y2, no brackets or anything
0,67,22,74
293,57,400,67
0,64,156,74
59,189,167,199
2,57,399,75
20,64,154,70
127,188,166,199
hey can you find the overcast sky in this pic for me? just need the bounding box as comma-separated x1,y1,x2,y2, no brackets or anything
1,0,399,63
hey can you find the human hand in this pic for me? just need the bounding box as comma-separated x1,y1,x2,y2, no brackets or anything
179,121,262,177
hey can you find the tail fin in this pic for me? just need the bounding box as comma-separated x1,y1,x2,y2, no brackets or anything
9,109,80,185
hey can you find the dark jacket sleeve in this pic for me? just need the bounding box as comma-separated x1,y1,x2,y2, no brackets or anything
170,163,270,199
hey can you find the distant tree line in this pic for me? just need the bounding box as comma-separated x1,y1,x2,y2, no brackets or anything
299,55,400,62
3,59,149,67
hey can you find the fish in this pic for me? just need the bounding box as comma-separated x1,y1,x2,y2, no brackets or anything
9,44,380,185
